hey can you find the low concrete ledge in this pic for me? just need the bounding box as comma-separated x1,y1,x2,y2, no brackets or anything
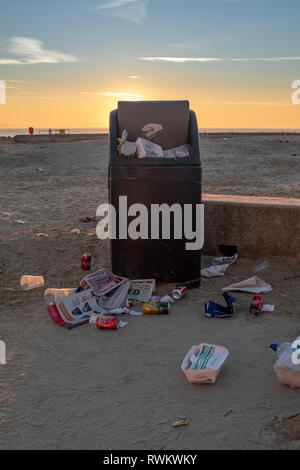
203,194,300,258
13,134,107,144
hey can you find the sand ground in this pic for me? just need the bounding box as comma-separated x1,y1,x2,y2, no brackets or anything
0,135,299,450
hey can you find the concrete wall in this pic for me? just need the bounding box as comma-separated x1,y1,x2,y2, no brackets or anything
203,194,300,258
13,134,107,144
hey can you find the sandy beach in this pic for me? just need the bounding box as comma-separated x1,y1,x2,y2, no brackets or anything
0,134,299,450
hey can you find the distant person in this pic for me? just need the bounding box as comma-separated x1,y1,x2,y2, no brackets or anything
49,128,52,135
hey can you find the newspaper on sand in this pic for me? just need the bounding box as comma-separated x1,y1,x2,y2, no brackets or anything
222,276,272,294
126,279,156,303
55,289,96,325
201,254,238,278
96,279,131,310
82,269,128,296
52,270,130,326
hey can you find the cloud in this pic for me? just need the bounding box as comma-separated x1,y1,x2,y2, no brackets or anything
0,37,79,65
81,91,144,99
101,91,144,97
129,75,142,79
0,59,23,65
4,79,29,84
200,101,293,106
139,56,300,63
140,57,222,63
95,0,148,24
168,43,192,49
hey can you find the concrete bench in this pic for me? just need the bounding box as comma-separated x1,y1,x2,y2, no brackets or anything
203,194,300,258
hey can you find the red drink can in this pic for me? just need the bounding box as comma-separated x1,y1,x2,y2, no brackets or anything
81,253,91,271
171,286,187,300
96,316,119,330
250,295,264,317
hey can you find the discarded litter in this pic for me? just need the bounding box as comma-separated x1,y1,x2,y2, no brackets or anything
164,145,191,159
96,316,128,330
46,268,162,328
201,265,229,278
44,287,76,304
171,286,187,301
143,302,170,315
20,275,45,291
263,304,275,312
212,253,238,266
201,254,238,278
82,269,126,295
141,123,163,140
117,129,137,157
81,253,92,271
181,343,229,384
254,261,270,273
172,417,189,428
37,233,49,238
271,337,300,388
161,295,175,304
46,303,71,327
249,295,264,317
54,288,95,326
205,293,236,318
136,137,164,159
15,220,27,225
127,279,156,303
84,272,131,310
117,129,191,159
128,310,144,316
279,293,288,299
222,276,272,294
120,141,137,158
71,229,81,234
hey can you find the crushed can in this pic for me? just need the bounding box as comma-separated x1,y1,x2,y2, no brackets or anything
171,286,187,300
143,302,170,315
81,253,91,271
96,316,119,330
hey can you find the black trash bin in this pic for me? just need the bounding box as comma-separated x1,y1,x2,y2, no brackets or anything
108,100,202,284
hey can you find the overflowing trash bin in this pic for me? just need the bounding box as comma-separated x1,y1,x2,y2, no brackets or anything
108,100,202,283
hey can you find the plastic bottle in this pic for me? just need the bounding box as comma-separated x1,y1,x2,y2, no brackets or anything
270,343,292,357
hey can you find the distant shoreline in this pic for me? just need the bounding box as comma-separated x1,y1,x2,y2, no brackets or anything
0,128,300,139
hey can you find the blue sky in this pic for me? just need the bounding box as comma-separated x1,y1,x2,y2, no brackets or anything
0,0,300,128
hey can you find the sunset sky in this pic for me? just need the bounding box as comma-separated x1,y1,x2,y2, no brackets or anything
0,0,300,129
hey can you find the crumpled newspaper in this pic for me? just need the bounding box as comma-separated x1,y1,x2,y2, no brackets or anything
222,276,272,294
201,254,238,278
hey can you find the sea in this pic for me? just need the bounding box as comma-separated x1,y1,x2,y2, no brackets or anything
0,127,299,137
